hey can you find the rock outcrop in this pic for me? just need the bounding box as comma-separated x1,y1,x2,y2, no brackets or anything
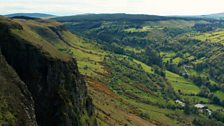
0,17,97,126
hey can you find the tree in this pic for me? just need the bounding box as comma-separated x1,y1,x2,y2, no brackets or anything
184,100,191,115
154,67,166,77
199,86,210,97
140,112,150,119
145,46,163,67
220,84,224,92
211,95,221,105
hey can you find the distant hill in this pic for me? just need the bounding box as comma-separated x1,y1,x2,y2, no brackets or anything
201,12,224,19
5,13,56,18
207,12,224,17
54,13,203,22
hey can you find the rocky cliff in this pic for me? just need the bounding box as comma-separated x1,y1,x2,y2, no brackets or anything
0,50,37,126
0,17,97,126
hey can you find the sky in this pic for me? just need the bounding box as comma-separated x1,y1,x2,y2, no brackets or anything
1,0,224,16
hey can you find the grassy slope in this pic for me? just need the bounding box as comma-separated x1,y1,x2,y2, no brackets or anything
45,26,183,125
166,71,200,94
193,30,224,44
53,19,222,125
57,34,202,126
59,32,163,126
11,19,71,61
133,59,154,73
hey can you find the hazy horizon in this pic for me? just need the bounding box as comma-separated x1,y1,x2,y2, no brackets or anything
1,0,224,16
3,12,224,17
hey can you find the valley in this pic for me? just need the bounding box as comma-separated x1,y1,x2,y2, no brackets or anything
1,13,224,126
54,14,224,125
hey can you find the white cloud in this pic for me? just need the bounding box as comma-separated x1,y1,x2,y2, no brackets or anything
0,0,224,16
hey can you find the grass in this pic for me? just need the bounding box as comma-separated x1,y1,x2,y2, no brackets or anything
215,91,224,101
173,57,182,64
161,51,176,63
124,46,144,53
87,78,156,126
206,104,224,111
133,59,154,73
124,26,153,33
188,69,199,76
123,97,183,126
10,22,71,61
192,57,206,64
143,20,200,29
193,30,224,44
119,82,167,105
187,56,195,61
12,18,108,78
166,71,200,94
160,52,176,57
14,19,61,27
182,96,210,103
156,20,199,28
50,30,107,77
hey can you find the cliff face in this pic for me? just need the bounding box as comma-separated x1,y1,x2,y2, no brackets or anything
0,17,97,126
0,51,37,126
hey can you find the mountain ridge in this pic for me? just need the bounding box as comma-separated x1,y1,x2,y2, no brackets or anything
5,13,56,18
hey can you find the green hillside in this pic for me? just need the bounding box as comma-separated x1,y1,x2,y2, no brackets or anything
54,14,224,126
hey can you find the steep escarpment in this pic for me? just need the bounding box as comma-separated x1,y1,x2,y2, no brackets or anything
0,17,97,126
0,50,37,126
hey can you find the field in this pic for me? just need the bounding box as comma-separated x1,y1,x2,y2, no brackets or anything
54,14,224,125
166,71,200,94
194,30,224,44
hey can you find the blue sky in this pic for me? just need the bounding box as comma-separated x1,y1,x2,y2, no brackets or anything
1,0,224,16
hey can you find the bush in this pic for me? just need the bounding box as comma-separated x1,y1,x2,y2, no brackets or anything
140,112,150,119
